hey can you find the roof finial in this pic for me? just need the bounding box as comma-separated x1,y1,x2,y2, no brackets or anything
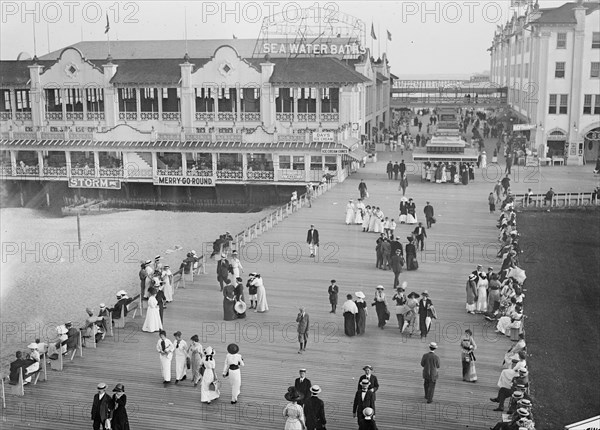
183,52,190,63
106,54,113,64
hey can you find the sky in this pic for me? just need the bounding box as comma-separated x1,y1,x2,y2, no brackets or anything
0,0,568,76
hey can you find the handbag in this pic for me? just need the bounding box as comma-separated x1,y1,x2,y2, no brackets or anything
209,380,220,391
186,357,191,370
431,217,437,224
104,418,112,430
384,306,391,321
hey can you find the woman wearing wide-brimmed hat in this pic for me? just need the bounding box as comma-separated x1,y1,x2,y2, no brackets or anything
460,329,477,383
222,343,244,404
403,292,420,334
156,330,174,384
283,387,306,430
200,346,220,404
371,286,388,329
111,383,130,430
355,292,367,335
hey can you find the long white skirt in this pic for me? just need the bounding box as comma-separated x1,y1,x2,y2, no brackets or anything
163,279,174,302
354,210,364,225
373,219,384,233
399,214,407,223
407,214,417,224
175,350,187,380
228,368,242,401
476,285,488,312
233,267,241,279
368,216,377,232
200,367,220,403
345,208,355,225
256,285,269,312
362,214,371,229
142,307,163,332
159,353,172,382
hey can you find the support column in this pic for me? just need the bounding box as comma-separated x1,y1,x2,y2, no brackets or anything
235,87,241,123
567,3,587,166
9,89,17,122
316,88,321,124
82,88,88,121
61,88,67,123
102,61,119,127
151,152,158,177
211,153,218,179
135,88,141,121
242,153,248,181
336,155,343,182
534,31,551,160
28,64,45,128
38,151,44,178
122,152,129,179
65,151,72,177
10,150,17,176
304,153,310,182
293,87,299,123
158,88,163,119
182,153,188,176
93,152,100,177
180,60,195,129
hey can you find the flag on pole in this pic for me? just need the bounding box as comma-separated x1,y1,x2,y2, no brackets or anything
104,14,110,34
387,30,392,41
371,23,377,40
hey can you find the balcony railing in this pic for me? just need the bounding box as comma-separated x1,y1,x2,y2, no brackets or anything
16,165,39,175
186,169,214,177
126,167,153,178
71,167,95,176
41,132,64,139
157,168,183,176
46,112,63,121
66,112,84,120
241,112,261,122
247,170,274,181
43,166,67,176
157,133,180,140
277,169,306,181
0,165,13,176
298,113,317,122
217,112,235,121
99,167,124,177
320,112,339,122
15,112,32,121
87,112,105,120
0,112,12,121
185,133,211,141
70,132,94,139
279,134,305,143
195,112,215,121
162,112,180,121
140,112,159,121
119,112,138,121
216,169,243,180
276,113,293,121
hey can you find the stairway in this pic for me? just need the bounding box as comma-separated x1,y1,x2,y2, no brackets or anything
125,152,153,176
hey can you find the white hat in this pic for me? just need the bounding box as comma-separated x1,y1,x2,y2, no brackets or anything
27,343,38,349
355,292,366,299
376,285,385,290
234,301,247,314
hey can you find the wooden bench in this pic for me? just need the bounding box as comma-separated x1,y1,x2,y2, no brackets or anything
50,331,83,371
3,356,46,398
114,295,141,329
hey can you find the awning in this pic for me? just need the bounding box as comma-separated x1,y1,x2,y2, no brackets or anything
348,147,368,161
412,148,478,162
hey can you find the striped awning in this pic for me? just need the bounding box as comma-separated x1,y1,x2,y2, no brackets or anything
347,147,368,161
0,139,347,151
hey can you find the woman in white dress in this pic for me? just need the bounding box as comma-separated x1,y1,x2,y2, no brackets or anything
496,304,523,335
229,250,244,279
24,343,40,384
283,387,306,430
367,207,378,232
475,274,488,313
173,331,188,383
188,334,203,386
253,275,269,313
345,200,355,225
142,288,163,332
156,330,174,384
362,206,372,232
373,208,384,233
200,346,220,404
223,343,244,404
161,267,174,303
441,163,448,183
354,199,365,225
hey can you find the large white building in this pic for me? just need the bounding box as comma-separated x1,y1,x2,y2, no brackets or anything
489,0,600,165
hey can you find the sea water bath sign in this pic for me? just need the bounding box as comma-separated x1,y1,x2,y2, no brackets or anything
262,42,366,55
154,176,217,186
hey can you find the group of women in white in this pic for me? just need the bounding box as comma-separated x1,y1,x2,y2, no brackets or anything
345,199,366,225
156,331,245,405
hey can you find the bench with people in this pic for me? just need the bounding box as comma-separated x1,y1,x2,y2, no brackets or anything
111,290,140,329
3,341,47,397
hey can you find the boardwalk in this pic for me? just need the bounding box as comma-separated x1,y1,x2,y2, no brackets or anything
2,147,598,430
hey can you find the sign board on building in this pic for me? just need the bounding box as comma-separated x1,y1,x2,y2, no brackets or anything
68,177,121,189
321,148,348,154
279,171,306,181
513,124,536,131
153,176,216,187
313,132,335,142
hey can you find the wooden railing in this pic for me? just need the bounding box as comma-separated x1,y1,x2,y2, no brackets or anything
511,192,599,208
231,180,335,252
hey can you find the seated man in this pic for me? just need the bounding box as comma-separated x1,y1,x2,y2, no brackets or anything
9,351,30,384
47,325,69,359
110,291,134,324
97,304,110,337
82,308,104,345
544,187,555,205
65,322,79,351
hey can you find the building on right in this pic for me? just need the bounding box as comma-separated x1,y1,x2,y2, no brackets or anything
489,0,600,166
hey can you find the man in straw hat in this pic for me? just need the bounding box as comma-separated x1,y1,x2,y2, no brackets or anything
418,291,434,339
91,382,113,430
421,342,440,403
294,369,312,406
361,407,378,430
304,385,327,430
353,379,376,427
296,306,310,354
217,253,230,292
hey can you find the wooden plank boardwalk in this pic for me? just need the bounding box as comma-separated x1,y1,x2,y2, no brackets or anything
2,146,597,430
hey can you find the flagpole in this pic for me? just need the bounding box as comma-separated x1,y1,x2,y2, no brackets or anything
377,23,380,59
32,18,37,57
184,7,188,55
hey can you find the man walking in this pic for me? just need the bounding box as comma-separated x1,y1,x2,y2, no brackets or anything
91,382,113,430
421,342,440,404
296,306,310,354
501,175,511,197
399,160,406,178
294,369,312,406
358,180,368,199
413,222,427,251
216,253,230,291
494,180,503,204
423,202,434,228
357,365,380,401
393,161,400,180
386,161,393,180
353,379,376,428
306,224,319,258
304,385,327,430
390,249,404,288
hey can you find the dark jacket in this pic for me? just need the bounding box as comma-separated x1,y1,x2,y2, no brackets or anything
306,229,319,245
91,392,113,423
421,351,440,381
294,377,312,406
424,204,434,218
357,374,379,393
304,395,327,429
353,389,376,420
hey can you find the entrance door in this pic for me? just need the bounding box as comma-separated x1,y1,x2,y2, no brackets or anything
583,127,600,164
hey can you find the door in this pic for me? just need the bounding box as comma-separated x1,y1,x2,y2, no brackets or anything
583,127,600,164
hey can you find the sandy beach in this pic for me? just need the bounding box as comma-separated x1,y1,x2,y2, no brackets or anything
0,207,272,367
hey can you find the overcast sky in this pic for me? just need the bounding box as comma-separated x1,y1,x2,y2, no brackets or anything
1,1,567,75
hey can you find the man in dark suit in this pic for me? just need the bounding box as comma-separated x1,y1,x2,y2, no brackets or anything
357,365,379,401
91,382,113,430
413,222,427,251
9,351,29,384
353,379,376,427
296,306,310,354
294,369,312,406
217,253,230,291
399,160,406,178
306,225,319,258
386,161,393,179
423,202,434,228
421,342,440,403
110,291,134,324
304,385,327,430
393,161,400,180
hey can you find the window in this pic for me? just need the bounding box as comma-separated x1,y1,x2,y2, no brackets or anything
549,94,557,114
278,155,291,169
583,94,592,114
591,62,600,78
592,32,600,49
555,62,565,78
292,156,305,170
1,90,10,112
595,95,600,115
559,94,568,114
557,33,567,49
524,63,529,78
